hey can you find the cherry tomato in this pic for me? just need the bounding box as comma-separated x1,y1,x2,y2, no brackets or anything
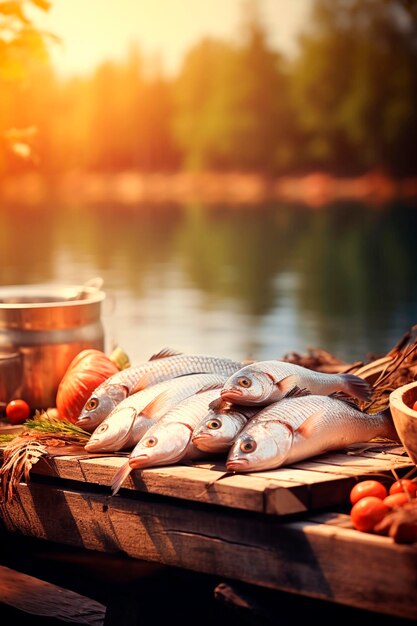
349,480,387,505
389,479,417,497
384,492,410,508
350,496,389,532
5,399,31,425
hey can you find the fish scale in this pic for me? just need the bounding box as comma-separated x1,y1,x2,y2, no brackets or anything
77,351,242,431
129,388,222,465
85,372,228,453
110,388,221,494
227,394,398,473
220,359,371,406
116,354,242,392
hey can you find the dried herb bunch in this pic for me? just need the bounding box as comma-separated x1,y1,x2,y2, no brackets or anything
0,410,90,503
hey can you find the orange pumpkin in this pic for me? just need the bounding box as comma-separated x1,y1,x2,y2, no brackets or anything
56,349,119,423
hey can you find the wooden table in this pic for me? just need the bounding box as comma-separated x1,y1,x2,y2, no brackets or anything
1,441,417,624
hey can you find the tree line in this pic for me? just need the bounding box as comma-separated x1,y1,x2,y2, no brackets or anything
1,0,416,177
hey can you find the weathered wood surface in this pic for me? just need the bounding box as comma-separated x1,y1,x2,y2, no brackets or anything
1,481,417,621
26,441,414,516
0,564,105,624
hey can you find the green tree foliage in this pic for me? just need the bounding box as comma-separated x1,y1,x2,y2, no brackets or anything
173,37,240,170
0,0,53,80
0,0,417,177
0,0,55,171
173,9,295,173
226,12,295,173
292,0,417,175
86,47,178,171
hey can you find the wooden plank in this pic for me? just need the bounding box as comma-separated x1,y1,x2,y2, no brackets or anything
27,442,414,516
31,455,310,515
245,468,356,512
291,452,412,476
0,564,105,625
1,482,417,621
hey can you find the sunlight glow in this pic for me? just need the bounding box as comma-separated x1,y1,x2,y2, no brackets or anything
35,0,312,76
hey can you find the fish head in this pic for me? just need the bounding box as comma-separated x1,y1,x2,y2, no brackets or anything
129,423,191,470
76,383,128,432
226,421,292,472
220,368,275,405
84,405,137,452
192,408,247,453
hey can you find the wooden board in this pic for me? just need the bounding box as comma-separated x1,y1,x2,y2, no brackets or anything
0,564,105,625
24,441,414,516
2,481,417,621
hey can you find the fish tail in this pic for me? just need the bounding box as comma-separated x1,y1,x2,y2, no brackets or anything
111,461,132,496
340,374,372,402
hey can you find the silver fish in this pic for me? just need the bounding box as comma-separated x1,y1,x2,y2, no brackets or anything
77,348,242,432
220,360,371,406
226,394,398,473
192,398,258,453
84,373,229,453
111,388,221,494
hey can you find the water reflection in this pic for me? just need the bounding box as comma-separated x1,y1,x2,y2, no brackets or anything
0,200,416,363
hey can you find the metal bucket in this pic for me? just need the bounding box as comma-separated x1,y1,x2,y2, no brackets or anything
0,283,106,410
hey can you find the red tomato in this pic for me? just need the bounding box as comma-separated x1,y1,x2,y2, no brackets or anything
5,399,31,425
350,496,389,532
389,479,417,497
349,480,387,505
412,400,417,412
384,492,410,508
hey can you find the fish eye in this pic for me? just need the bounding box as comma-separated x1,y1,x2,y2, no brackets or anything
238,377,252,389
143,436,158,448
240,439,257,453
96,423,109,434
207,419,221,430
86,398,99,411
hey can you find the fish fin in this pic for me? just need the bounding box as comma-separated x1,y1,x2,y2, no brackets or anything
284,386,311,399
274,374,298,395
131,372,156,392
111,461,132,496
208,396,223,411
295,410,327,439
208,397,231,412
149,347,183,361
140,390,174,419
340,374,372,402
329,392,360,410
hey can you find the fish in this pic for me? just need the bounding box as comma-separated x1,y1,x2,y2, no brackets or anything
226,393,398,473
111,388,221,495
220,360,371,406
77,348,243,432
84,372,229,453
191,397,258,454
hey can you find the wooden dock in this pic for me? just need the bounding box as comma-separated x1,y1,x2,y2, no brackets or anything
1,441,416,623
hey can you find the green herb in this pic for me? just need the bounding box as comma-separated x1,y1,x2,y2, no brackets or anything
0,434,17,445
23,410,90,442
0,410,91,503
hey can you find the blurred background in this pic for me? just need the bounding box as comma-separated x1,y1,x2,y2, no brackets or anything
0,0,416,364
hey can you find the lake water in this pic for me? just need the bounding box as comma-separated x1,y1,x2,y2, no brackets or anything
1,199,416,366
